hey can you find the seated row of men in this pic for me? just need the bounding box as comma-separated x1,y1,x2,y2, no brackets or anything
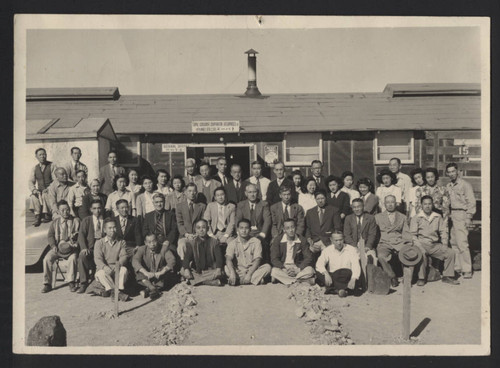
41,181,460,299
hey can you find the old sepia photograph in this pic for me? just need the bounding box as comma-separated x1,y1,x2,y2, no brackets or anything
12,15,490,355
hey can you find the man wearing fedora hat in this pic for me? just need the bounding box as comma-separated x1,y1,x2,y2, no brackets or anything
375,195,412,287
410,195,460,286
41,200,80,293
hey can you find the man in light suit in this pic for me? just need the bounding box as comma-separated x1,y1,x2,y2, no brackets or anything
183,158,202,185
212,157,230,186
270,186,305,238
225,164,246,205
62,146,88,182
114,199,142,258
142,192,178,257
266,161,297,206
176,183,207,260
305,190,342,260
195,162,221,204
203,187,236,245
99,150,125,195
375,195,413,287
77,199,104,294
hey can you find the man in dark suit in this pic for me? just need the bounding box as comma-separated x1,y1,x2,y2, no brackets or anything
114,199,142,258
266,161,297,205
305,189,342,260
307,160,327,192
142,192,179,256
176,182,207,260
270,186,305,238
76,199,104,293
270,218,315,285
212,157,230,186
225,163,246,205
99,150,125,195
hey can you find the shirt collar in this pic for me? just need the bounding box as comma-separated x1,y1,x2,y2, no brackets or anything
105,236,117,245
280,234,301,243
417,211,440,221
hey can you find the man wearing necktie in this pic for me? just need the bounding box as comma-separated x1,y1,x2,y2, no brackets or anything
63,147,88,182
308,160,327,192
204,187,236,246
42,200,80,293
99,150,125,195
114,199,142,259
266,161,297,206
242,161,271,201
270,186,305,238
213,157,229,187
225,164,245,205
77,199,104,293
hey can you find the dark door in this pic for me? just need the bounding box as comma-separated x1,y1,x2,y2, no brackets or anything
225,146,250,181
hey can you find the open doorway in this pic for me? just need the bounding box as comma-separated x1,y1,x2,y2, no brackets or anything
185,144,254,180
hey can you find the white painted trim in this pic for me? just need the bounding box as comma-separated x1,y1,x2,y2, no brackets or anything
183,143,257,164
282,134,323,166
373,134,415,165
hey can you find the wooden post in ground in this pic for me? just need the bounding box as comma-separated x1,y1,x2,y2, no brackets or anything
402,265,413,340
114,263,120,318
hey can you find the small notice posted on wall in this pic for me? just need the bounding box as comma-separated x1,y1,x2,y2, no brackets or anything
162,144,187,152
192,121,240,133
264,144,279,164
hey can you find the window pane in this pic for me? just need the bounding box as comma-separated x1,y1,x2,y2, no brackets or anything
114,135,139,166
285,133,320,164
376,131,412,162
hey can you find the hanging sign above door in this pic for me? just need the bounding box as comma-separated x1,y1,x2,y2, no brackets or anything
192,121,240,133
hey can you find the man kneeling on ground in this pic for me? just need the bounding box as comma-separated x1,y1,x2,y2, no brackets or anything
270,218,315,285
315,231,361,297
182,219,224,286
93,218,130,301
133,233,178,299
225,219,272,286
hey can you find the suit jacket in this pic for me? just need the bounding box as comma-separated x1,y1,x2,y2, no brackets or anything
77,215,103,251
270,234,313,270
362,193,379,215
80,193,107,218
203,202,236,237
99,164,125,195
142,209,179,252
114,215,142,249
305,205,342,244
182,236,223,272
343,213,378,250
175,200,207,237
270,202,305,238
225,180,246,205
132,245,175,273
48,216,81,249
327,191,351,217
212,173,230,186
194,178,221,204
375,211,412,249
307,175,327,192
266,178,297,206
235,199,271,237
62,161,88,182
183,174,202,185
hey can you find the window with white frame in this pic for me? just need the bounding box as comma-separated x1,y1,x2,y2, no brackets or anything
283,133,322,166
374,131,414,164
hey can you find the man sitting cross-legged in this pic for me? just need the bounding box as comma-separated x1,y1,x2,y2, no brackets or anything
132,233,178,299
270,218,315,285
41,200,80,293
410,195,460,286
225,219,272,286
315,231,361,297
182,219,224,286
93,218,130,301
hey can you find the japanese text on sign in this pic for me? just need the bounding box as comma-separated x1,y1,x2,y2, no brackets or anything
192,121,240,133
161,144,187,153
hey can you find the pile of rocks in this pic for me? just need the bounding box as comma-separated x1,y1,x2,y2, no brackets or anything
288,283,354,345
151,282,198,345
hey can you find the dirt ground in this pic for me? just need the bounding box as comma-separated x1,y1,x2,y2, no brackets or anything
23,270,482,346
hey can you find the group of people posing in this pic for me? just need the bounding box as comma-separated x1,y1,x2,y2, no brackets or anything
29,147,477,301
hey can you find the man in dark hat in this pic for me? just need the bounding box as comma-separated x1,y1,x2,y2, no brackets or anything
41,200,80,293
375,195,412,287
410,195,460,286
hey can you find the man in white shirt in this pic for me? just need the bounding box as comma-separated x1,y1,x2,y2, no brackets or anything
315,231,361,297
243,161,271,201
389,157,412,213
63,146,89,182
213,157,229,186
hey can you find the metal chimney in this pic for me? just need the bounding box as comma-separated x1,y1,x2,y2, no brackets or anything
244,49,262,97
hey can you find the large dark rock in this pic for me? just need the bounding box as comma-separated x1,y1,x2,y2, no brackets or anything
366,264,391,295
27,315,67,346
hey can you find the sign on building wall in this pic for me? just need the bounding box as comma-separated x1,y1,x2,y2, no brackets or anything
191,121,240,133
264,144,279,164
162,144,187,153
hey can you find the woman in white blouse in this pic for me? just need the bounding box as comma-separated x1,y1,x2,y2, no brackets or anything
166,175,186,210
105,174,137,217
135,175,156,217
126,169,143,199
340,171,360,204
298,177,318,213
375,169,402,212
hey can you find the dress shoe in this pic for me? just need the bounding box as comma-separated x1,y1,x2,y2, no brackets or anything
338,289,348,298
33,215,41,227
391,278,399,287
117,291,131,302
149,290,161,300
41,284,52,293
101,289,112,298
69,282,78,292
42,213,52,223
463,272,473,279
416,279,426,287
204,279,222,286
77,283,88,294
442,276,460,285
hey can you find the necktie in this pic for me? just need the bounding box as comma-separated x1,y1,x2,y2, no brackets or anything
256,178,261,198
217,205,225,231
284,204,290,220
236,181,240,189
155,212,164,238
189,202,194,218
250,204,256,226
316,177,320,186
74,162,78,176
222,176,227,186
95,218,102,239
318,208,324,225
61,220,68,241
151,250,156,273
356,216,362,240
121,218,126,233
